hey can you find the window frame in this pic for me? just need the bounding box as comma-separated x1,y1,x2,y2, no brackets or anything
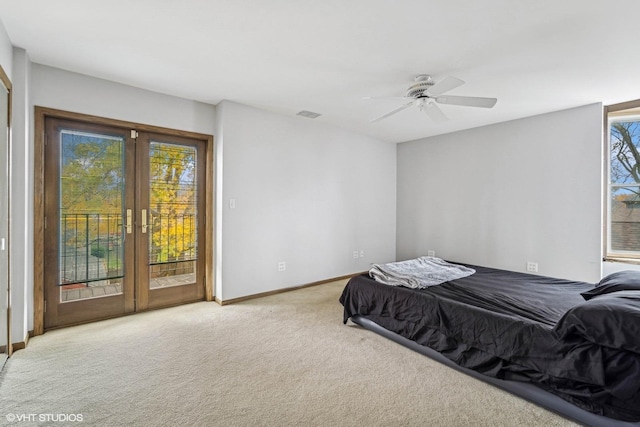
604,99,640,263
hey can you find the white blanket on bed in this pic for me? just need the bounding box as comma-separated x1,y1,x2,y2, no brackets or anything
369,256,475,289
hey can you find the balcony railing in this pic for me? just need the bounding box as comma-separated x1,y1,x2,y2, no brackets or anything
59,212,197,286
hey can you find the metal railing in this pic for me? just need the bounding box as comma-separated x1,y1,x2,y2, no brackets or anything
59,212,197,286
59,213,123,286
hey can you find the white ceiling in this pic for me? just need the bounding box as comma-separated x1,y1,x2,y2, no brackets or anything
1,0,639,143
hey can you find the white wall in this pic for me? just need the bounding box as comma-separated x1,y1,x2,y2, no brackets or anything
32,64,216,135
0,19,12,80
214,102,225,299
10,47,31,342
217,101,396,300
397,104,603,283
603,261,640,276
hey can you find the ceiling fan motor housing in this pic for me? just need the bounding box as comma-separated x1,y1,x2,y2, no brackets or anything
406,75,434,98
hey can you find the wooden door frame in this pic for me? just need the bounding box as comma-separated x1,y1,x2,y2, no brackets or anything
34,106,215,334
0,64,11,355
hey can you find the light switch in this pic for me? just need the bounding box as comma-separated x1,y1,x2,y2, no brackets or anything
229,199,236,209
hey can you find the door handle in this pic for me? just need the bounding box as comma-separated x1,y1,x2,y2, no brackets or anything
126,209,132,234
142,209,148,233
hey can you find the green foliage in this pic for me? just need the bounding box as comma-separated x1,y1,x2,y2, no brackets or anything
90,243,107,259
60,133,124,214
149,143,197,263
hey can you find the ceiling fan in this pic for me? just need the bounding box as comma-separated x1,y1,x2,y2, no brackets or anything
365,74,497,123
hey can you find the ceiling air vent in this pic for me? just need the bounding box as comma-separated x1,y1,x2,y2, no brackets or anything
296,110,321,119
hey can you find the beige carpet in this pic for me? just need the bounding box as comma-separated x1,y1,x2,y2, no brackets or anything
0,280,577,426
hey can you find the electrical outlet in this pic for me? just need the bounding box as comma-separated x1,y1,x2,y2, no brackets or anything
427,250,435,257
526,262,538,273
359,250,365,258
278,261,286,272
353,251,359,259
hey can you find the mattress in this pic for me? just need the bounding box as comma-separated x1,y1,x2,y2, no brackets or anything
340,264,640,422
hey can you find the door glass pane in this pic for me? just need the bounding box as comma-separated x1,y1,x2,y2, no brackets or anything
58,130,125,302
148,142,197,289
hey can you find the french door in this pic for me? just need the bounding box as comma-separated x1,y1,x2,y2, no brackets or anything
43,117,207,329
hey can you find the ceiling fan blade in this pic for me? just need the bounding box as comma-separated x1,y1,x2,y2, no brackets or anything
423,102,448,122
370,101,415,123
435,95,497,108
426,76,464,97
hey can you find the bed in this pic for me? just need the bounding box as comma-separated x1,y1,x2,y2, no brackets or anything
339,260,640,426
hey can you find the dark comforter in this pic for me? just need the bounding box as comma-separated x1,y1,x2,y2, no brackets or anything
339,265,640,421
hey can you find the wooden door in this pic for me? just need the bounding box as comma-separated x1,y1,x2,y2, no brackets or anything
43,118,206,329
135,132,206,310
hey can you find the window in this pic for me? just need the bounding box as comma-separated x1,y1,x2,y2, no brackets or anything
606,100,640,259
